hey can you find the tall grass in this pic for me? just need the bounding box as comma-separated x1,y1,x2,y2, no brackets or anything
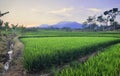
55,43,120,76
21,37,120,72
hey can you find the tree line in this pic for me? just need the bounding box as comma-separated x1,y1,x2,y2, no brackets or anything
83,8,120,31
0,8,120,34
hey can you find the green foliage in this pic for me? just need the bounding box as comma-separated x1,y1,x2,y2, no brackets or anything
85,8,120,31
0,11,25,36
21,37,120,72
55,43,120,76
0,19,3,29
4,22,10,32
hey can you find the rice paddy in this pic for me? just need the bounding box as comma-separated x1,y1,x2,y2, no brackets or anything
55,43,120,76
21,37,120,72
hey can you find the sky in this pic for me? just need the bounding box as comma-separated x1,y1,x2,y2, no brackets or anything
0,0,120,27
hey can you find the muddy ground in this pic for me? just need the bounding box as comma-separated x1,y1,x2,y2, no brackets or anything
4,36,25,76
0,34,14,72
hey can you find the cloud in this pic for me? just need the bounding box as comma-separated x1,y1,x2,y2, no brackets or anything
88,8,102,12
49,7,73,14
31,8,41,13
48,7,74,17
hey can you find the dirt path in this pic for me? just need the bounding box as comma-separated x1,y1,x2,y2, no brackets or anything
4,36,25,76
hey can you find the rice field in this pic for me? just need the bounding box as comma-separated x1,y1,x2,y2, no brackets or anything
21,37,120,72
55,43,120,76
21,31,120,38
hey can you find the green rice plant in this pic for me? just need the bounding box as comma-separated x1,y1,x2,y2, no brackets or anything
21,30,120,38
55,43,120,76
21,37,120,72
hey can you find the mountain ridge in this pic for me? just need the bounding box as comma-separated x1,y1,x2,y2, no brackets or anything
38,21,83,29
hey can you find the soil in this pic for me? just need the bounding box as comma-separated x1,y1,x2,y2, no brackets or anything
0,34,14,72
4,36,25,76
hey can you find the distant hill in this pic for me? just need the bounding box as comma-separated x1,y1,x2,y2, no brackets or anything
38,21,83,29
38,24,50,28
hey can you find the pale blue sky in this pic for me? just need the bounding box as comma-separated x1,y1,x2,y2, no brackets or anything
0,0,120,27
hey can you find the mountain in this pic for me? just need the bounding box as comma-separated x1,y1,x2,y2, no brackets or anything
52,21,83,29
38,24,50,28
39,21,83,29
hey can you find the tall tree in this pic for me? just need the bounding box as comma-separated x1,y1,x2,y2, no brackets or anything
87,16,96,31
103,8,120,30
97,15,107,31
111,21,120,30
82,21,88,30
